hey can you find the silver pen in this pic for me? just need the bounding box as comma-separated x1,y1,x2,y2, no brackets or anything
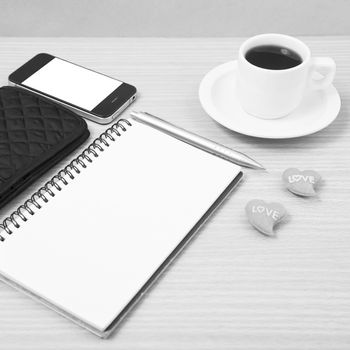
130,111,265,170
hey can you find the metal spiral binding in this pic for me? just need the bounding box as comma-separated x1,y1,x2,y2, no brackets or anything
0,118,132,241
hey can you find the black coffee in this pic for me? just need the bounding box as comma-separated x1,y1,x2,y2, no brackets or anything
245,45,302,70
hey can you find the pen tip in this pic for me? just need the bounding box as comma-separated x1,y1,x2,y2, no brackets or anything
252,161,266,170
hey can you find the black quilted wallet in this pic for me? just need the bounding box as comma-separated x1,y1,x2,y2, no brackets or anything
0,86,89,209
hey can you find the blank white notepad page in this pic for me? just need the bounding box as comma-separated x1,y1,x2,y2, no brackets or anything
0,120,241,332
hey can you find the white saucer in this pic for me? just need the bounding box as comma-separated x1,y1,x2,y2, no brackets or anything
199,61,341,139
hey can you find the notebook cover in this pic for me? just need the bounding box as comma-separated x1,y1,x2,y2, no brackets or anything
0,117,242,338
0,86,89,209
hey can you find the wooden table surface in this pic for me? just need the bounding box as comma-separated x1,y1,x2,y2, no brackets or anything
0,37,349,350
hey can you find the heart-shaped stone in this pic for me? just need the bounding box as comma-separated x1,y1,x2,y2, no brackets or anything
245,199,287,236
282,168,321,197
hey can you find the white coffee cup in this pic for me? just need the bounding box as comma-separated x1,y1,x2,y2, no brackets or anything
237,33,336,119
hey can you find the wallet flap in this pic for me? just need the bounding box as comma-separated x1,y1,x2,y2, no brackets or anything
0,86,89,208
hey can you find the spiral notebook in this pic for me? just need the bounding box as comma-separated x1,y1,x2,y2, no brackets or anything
0,117,242,338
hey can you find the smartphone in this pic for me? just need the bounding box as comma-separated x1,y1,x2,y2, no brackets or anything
8,53,137,124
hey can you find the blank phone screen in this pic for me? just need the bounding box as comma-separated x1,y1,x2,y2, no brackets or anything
22,58,123,111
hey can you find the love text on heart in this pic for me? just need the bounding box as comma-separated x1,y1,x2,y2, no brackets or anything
288,175,315,184
252,205,281,221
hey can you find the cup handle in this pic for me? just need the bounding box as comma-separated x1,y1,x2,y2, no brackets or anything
308,57,336,90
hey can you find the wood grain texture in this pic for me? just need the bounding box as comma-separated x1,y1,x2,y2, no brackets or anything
0,37,349,349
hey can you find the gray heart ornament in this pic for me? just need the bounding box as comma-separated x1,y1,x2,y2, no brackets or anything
282,168,321,197
245,199,287,236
